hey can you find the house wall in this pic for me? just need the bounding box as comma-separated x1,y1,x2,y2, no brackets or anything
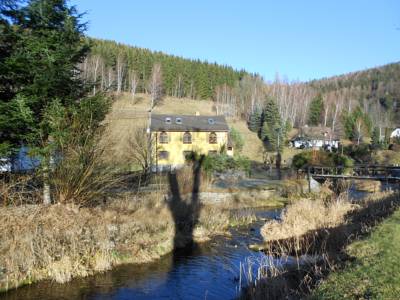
391,128,400,138
152,131,230,169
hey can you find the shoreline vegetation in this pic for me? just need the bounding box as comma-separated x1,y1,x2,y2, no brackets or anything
0,168,300,293
0,195,254,292
0,152,325,294
242,190,400,299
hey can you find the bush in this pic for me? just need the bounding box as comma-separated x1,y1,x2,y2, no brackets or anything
229,127,244,154
202,154,251,175
343,144,371,162
292,151,353,169
292,151,312,169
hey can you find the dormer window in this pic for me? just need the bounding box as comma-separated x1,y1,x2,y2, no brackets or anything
159,131,169,144
165,117,171,124
183,131,192,144
208,118,215,125
175,117,182,125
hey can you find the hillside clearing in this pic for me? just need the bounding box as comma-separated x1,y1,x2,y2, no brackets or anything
104,93,264,165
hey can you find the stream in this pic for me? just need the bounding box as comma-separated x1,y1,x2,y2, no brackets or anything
2,182,398,300
0,209,280,300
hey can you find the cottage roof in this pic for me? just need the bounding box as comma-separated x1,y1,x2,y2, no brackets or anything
298,126,338,140
150,114,229,132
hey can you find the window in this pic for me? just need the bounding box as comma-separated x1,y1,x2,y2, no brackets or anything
159,131,168,144
208,118,215,125
158,151,169,160
183,151,193,160
183,131,192,144
165,117,171,124
208,150,218,156
175,117,182,124
209,132,217,144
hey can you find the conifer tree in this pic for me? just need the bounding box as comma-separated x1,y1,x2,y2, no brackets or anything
261,97,284,151
371,127,381,149
248,107,262,133
308,94,324,125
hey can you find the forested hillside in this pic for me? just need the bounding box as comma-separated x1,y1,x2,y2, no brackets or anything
308,62,400,126
81,38,399,144
82,38,248,100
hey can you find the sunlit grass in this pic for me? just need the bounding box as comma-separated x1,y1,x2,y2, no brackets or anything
312,208,400,299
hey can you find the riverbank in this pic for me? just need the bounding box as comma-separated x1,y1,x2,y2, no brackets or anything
311,206,400,299
0,189,286,293
242,191,400,299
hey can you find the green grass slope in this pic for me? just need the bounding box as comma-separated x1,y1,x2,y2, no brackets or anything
312,208,400,299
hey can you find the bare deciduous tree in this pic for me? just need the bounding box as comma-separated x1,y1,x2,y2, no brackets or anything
116,51,126,94
127,127,154,173
148,63,163,109
129,69,138,100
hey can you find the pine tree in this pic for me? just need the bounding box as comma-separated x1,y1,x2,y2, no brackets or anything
248,108,262,133
0,0,111,204
343,106,372,142
261,97,284,151
371,127,381,149
308,94,324,125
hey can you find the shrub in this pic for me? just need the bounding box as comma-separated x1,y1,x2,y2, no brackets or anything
229,127,244,153
202,154,251,175
343,144,371,162
292,151,312,169
292,151,353,169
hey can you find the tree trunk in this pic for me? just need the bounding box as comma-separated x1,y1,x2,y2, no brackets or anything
43,161,51,205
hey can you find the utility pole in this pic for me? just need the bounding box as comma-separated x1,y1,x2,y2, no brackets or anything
147,100,153,176
275,127,282,180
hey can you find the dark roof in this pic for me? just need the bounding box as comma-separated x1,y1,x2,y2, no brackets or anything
298,126,339,140
150,114,229,132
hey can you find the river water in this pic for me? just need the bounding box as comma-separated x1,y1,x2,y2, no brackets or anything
0,209,280,300
3,182,397,300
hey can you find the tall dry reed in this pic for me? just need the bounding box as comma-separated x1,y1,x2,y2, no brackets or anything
261,194,355,242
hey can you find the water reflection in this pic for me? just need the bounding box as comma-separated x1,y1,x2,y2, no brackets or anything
1,208,280,300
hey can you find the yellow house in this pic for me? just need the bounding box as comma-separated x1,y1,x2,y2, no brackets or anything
150,114,233,170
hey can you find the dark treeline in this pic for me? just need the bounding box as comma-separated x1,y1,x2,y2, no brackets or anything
308,62,400,126
82,38,249,100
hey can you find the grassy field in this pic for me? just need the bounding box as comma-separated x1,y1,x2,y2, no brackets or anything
312,208,400,299
104,93,265,164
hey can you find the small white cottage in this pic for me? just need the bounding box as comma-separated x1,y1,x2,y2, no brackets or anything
291,126,339,150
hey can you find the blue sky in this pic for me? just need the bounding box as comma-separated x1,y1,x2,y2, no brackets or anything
71,0,400,82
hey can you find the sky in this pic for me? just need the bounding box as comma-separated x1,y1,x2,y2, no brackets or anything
70,0,400,82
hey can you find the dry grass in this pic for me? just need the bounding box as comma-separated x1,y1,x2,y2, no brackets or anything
243,191,400,299
372,150,400,165
175,163,211,195
104,93,264,165
0,174,41,206
0,186,258,291
104,93,216,166
226,119,264,162
261,194,355,242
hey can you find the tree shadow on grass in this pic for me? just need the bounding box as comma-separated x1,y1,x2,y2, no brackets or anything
167,155,205,261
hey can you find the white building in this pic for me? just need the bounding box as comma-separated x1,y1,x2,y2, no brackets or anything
291,126,339,150
390,128,400,139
